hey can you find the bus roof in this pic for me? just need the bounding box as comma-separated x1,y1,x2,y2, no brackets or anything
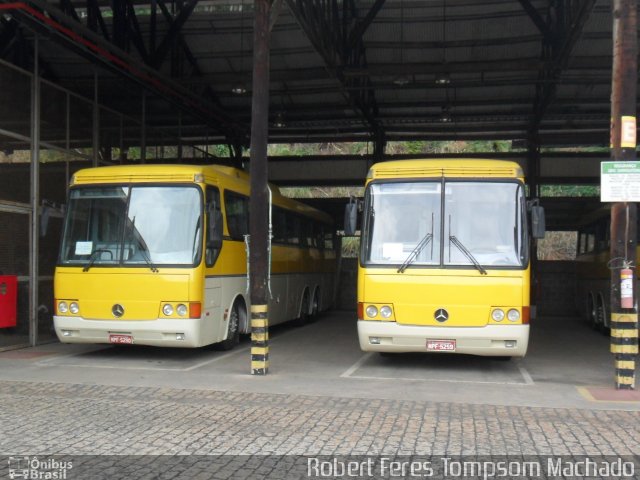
367,159,524,181
71,164,333,224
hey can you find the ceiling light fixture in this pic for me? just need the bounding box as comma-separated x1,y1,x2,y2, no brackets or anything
231,83,247,95
435,0,450,85
435,73,450,85
439,106,452,123
273,112,286,128
232,0,248,94
393,0,412,87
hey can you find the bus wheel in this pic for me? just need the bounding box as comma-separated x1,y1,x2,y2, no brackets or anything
596,295,609,335
587,293,597,328
297,290,310,326
309,290,319,322
218,303,240,350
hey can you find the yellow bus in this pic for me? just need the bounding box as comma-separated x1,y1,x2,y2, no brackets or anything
575,207,638,332
346,159,544,358
54,164,336,349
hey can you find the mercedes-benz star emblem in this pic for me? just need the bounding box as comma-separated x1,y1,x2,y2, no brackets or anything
112,304,125,318
434,308,449,322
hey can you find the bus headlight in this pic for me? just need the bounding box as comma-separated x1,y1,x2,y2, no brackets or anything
507,309,520,321
491,309,505,322
176,304,188,317
58,301,68,314
380,306,393,319
69,302,80,314
162,304,174,316
365,305,378,318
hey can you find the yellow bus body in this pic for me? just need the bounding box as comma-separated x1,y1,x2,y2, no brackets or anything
357,159,531,357
54,164,335,348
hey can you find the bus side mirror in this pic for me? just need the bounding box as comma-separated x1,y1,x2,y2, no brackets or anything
531,206,546,239
207,206,223,250
344,199,358,236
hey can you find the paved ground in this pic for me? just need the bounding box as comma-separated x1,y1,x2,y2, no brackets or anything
0,313,638,478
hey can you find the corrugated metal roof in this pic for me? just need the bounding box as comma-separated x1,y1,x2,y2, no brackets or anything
0,0,625,149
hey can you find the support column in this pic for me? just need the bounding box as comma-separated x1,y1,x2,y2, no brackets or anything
526,132,540,198
249,0,272,375
609,0,638,390
29,34,40,347
527,132,541,319
92,70,99,167
141,91,147,163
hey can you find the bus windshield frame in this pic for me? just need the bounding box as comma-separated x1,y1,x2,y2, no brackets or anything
361,179,528,271
59,184,203,268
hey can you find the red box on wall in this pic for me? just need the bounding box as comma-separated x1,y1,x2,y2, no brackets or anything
0,275,17,328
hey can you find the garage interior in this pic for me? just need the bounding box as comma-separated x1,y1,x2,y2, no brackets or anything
0,0,637,376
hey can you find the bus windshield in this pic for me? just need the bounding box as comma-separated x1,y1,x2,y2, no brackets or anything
362,181,526,269
60,185,202,267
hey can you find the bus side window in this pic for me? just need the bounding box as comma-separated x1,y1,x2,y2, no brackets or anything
224,191,249,241
286,214,301,245
206,187,223,267
272,208,286,244
324,231,335,250
586,233,595,253
302,218,314,247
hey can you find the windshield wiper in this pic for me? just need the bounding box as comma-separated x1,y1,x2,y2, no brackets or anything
128,216,158,273
449,235,487,275
137,245,159,273
82,248,112,272
397,233,433,273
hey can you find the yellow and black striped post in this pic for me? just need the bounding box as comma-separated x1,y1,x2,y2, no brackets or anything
251,305,269,375
248,0,272,375
611,314,638,389
609,0,637,390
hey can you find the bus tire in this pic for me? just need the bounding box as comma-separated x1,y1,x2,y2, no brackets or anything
296,290,310,326
309,289,320,322
587,293,597,328
217,302,241,351
596,294,609,334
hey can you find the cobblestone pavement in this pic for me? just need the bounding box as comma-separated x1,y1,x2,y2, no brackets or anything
1,380,639,457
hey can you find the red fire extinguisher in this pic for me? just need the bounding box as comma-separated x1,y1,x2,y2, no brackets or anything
620,266,634,309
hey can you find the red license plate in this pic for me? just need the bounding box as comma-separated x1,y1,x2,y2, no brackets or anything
109,334,133,345
426,339,456,352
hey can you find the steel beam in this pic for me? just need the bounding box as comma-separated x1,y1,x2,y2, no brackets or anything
285,0,382,136
29,34,40,347
151,0,199,69
532,0,598,128
517,0,553,41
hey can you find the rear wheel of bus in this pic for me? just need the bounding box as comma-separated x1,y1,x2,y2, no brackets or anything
295,289,312,326
596,293,609,334
217,300,243,350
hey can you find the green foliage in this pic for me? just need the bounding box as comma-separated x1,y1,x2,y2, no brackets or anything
540,185,600,197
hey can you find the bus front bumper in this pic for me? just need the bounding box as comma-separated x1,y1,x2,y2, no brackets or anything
358,320,529,357
53,315,204,348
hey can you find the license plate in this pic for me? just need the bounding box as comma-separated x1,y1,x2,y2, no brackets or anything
109,334,133,345
426,339,456,352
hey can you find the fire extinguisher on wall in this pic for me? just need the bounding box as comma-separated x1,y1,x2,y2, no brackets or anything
620,264,634,309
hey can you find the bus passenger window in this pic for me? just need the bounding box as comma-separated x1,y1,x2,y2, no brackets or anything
587,234,595,253
224,192,249,240
273,208,286,243
286,214,301,245
324,231,335,250
206,187,222,267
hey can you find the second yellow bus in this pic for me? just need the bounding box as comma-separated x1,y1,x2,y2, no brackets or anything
346,159,544,358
